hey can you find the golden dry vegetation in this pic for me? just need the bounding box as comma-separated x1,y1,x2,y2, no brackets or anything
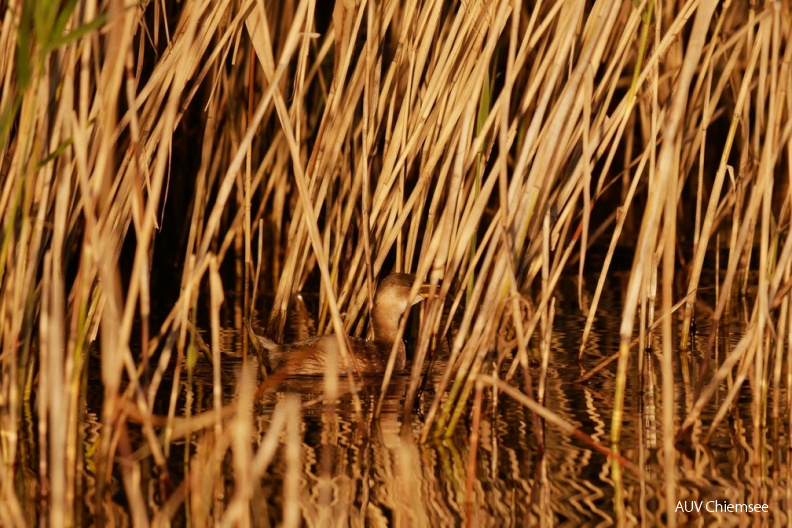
1,0,791,525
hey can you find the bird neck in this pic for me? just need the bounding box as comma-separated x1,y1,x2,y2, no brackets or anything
372,304,402,347
372,307,406,371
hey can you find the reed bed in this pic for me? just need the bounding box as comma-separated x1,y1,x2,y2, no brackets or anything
1,0,791,524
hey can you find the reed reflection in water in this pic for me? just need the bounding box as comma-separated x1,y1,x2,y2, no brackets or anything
31,276,784,526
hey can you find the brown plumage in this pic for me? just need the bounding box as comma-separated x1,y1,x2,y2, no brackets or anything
246,274,428,376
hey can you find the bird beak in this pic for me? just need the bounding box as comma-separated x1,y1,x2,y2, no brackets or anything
419,283,432,298
412,284,432,304
408,282,433,305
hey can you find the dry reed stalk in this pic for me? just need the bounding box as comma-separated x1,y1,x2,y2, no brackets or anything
220,367,254,528
465,379,484,526
1,0,792,523
209,255,224,439
610,0,717,443
0,472,24,528
249,0,364,412
680,32,764,350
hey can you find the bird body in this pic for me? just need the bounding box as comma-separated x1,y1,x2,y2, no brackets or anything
247,274,427,376
252,334,406,376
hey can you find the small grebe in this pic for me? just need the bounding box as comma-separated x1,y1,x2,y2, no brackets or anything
246,274,429,376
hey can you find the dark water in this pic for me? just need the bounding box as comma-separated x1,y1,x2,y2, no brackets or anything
43,274,791,525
